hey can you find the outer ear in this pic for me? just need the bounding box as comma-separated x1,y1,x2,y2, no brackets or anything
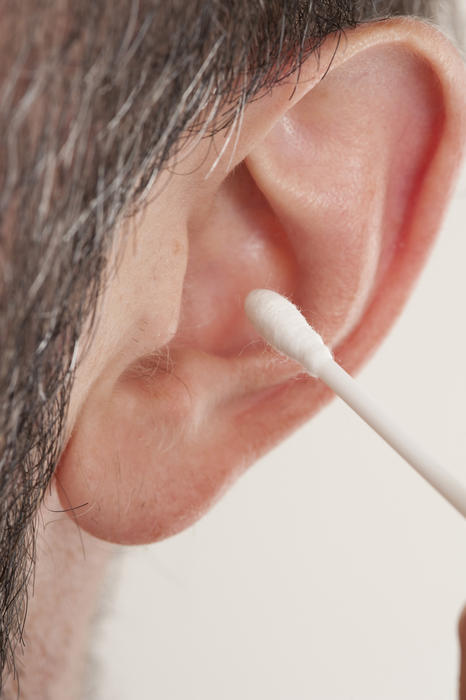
56,19,466,545
245,27,460,361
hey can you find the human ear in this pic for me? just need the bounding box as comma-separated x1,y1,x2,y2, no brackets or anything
55,19,466,545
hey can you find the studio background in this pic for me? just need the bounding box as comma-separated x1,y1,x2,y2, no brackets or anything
90,159,466,700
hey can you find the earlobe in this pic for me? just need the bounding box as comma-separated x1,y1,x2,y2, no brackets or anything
55,19,466,545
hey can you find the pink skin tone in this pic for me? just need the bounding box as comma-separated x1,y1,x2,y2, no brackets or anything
5,19,466,699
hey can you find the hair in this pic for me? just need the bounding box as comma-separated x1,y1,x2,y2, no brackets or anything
0,0,461,689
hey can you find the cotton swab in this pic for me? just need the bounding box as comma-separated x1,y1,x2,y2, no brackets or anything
244,288,466,519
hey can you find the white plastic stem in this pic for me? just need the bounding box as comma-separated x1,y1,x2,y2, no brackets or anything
309,353,466,519
244,289,466,520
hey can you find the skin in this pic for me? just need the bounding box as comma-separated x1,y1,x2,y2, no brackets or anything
4,18,466,699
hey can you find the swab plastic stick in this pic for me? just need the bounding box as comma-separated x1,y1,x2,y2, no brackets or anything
245,288,466,519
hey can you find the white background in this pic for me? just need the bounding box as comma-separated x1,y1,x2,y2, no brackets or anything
91,159,466,699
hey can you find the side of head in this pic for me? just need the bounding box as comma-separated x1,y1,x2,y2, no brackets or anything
0,0,465,686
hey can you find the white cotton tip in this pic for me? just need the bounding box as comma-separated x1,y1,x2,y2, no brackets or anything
244,289,333,377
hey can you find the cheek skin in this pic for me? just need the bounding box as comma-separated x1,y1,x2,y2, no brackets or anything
63,184,190,446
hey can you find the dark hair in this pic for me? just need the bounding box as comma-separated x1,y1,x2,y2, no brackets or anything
0,0,459,688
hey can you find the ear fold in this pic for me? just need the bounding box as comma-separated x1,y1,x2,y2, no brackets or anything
55,19,466,545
